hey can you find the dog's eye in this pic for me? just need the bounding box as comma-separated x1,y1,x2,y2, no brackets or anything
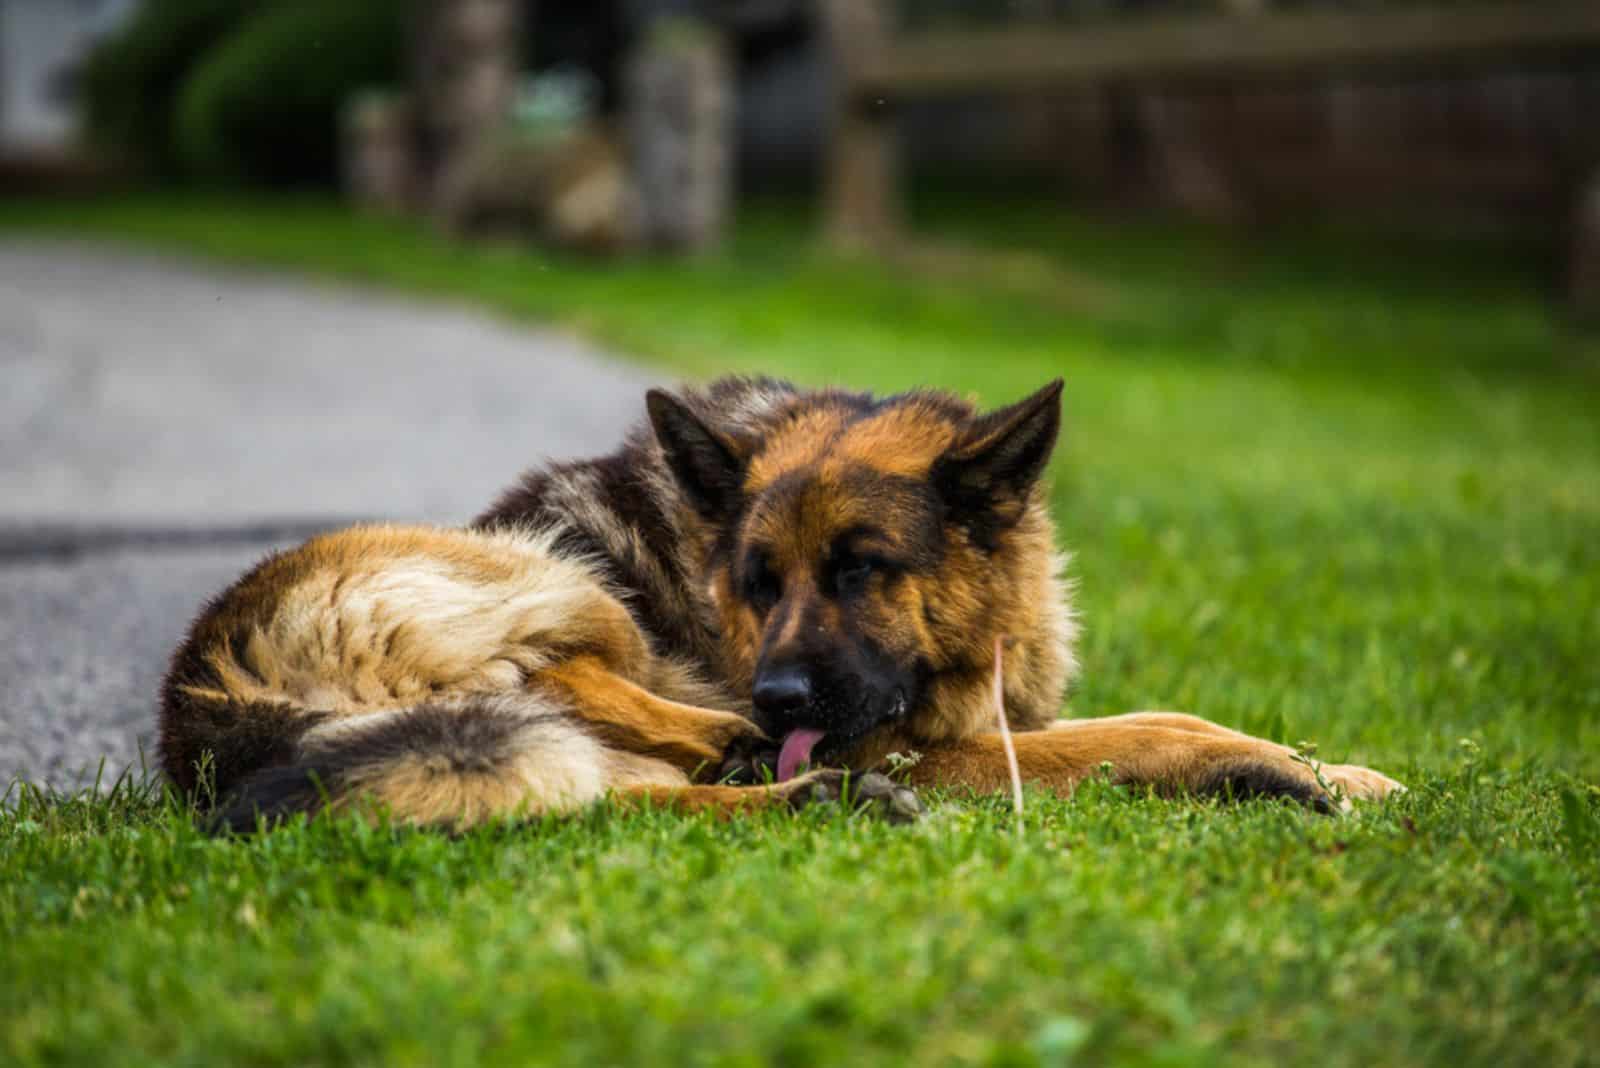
742,557,782,611
832,557,876,598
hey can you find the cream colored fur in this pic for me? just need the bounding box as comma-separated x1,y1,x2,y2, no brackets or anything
204,526,673,716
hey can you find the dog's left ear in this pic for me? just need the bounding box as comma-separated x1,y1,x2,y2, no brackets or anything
935,379,1063,526
647,388,747,519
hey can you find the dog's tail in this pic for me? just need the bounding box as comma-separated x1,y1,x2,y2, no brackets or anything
212,694,611,832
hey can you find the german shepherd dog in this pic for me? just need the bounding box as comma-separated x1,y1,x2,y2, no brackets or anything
161,377,1401,829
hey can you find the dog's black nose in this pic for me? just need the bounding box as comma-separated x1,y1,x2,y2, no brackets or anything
752,664,812,720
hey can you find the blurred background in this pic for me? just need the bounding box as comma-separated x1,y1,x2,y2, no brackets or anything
1,0,1597,788
4,1,1599,266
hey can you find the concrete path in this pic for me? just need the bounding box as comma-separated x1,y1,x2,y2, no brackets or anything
1,241,656,789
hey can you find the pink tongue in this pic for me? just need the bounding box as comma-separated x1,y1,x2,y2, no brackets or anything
776,728,826,782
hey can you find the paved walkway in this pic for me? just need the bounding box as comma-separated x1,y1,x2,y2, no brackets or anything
1,241,655,788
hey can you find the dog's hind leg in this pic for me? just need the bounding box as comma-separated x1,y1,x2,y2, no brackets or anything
487,656,921,821
535,655,764,778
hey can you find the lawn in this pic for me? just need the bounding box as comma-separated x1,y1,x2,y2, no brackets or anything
2,194,1597,1067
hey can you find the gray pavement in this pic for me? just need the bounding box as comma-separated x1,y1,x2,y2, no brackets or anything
1,241,655,788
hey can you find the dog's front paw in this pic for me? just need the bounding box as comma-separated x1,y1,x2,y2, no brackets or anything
783,770,925,824
718,731,779,785
704,710,768,750
1320,762,1406,804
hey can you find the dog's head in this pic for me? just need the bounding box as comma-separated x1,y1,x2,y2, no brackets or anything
648,379,1070,772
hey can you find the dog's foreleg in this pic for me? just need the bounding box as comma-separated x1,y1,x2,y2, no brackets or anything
903,721,1402,809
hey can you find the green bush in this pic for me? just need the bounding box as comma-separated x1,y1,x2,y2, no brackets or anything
175,1,410,186
81,0,268,177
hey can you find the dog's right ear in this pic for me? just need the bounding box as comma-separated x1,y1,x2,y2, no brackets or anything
647,389,746,518
932,379,1063,545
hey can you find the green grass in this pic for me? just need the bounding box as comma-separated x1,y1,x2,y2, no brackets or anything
3,193,1598,1066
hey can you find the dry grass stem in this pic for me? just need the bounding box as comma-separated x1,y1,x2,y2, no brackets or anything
992,635,1024,830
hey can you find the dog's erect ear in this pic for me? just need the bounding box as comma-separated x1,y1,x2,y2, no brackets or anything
647,389,746,518
934,379,1063,531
